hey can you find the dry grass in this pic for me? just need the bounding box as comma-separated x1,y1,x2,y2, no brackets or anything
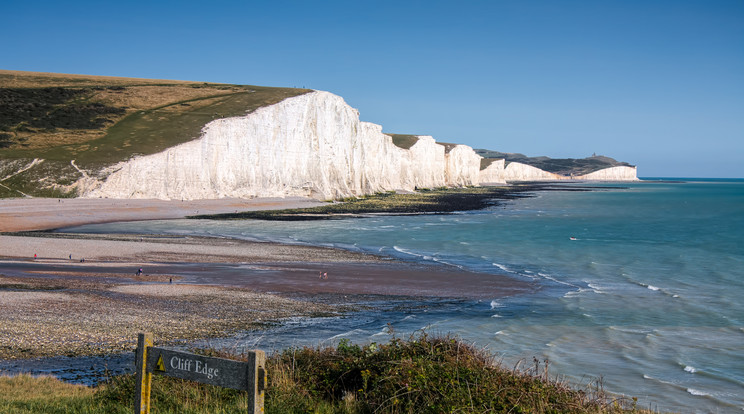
0,374,94,401
0,69,201,88
0,72,251,150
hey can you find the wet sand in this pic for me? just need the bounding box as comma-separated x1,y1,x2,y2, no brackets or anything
0,196,324,232
0,232,532,360
1,232,531,299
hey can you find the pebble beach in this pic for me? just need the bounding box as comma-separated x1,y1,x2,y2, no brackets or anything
0,197,530,361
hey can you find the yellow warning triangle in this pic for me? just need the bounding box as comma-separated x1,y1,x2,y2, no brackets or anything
155,355,166,372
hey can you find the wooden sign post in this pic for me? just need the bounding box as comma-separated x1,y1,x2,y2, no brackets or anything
134,333,266,413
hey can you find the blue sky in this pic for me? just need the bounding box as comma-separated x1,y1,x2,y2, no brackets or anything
2,1,743,177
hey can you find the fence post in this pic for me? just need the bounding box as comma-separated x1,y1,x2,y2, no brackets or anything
134,332,153,414
250,350,267,413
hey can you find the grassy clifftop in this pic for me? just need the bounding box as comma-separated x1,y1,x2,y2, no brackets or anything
0,70,310,197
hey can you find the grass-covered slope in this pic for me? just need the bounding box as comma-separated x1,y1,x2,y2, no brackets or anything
0,70,310,197
476,149,634,176
0,335,654,413
386,133,420,150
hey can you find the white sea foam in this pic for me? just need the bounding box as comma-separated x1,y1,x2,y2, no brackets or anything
687,388,710,396
647,285,660,291
684,365,697,373
491,314,502,318
642,373,673,386
537,272,577,287
564,287,602,298
609,326,651,334
327,329,367,341
393,246,422,258
490,300,504,309
492,263,511,273
587,283,606,294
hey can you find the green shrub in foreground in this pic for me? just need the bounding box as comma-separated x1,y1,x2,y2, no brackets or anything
263,333,648,414
1,334,654,413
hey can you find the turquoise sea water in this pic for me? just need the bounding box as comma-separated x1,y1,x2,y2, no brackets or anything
68,179,744,413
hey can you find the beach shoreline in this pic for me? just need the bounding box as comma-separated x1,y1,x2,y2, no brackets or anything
0,197,533,362
0,196,327,233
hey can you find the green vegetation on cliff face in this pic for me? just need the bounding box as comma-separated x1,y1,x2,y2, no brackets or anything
476,149,634,176
0,70,310,197
0,335,653,413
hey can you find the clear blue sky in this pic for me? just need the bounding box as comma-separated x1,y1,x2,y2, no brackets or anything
3,0,743,177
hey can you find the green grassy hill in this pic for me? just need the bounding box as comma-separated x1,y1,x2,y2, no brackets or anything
0,70,310,197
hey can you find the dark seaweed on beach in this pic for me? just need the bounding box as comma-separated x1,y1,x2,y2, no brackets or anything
193,184,617,221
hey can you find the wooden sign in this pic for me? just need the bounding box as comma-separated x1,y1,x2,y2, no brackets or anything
134,333,266,413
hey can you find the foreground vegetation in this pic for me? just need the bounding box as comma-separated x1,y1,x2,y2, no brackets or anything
0,334,657,413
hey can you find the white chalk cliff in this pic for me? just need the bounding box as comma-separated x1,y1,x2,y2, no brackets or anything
478,159,506,185
503,162,565,182
77,91,637,200
577,166,639,181
501,163,639,182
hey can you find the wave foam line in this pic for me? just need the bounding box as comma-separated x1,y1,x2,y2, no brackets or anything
537,272,579,288
327,329,368,341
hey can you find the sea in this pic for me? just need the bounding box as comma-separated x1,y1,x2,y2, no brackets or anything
58,179,744,413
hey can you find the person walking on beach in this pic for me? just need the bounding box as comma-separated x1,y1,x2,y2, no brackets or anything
136,268,143,276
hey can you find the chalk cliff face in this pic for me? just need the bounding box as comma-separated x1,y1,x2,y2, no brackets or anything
80,92,484,200
478,159,506,185
577,166,639,181
77,91,638,200
399,136,447,189
503,162,565,182
445,145,482,187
